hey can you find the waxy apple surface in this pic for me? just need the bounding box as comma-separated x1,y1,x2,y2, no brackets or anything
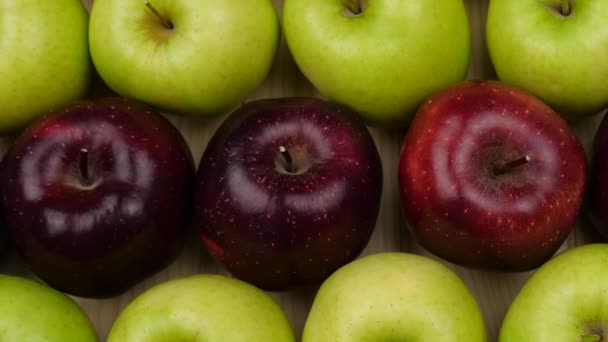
107,275,295,342
89,0,279,117
1,98,195,297
488,0,608,118
0,274,97,342
399,81,586,271
500,244,608,342
303,253,487,342
0,0,91,132
196,98,382,290
283,0,471,126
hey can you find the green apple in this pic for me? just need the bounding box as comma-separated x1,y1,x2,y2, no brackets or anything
283,0,471,126
487,0,608,119
0,274,97,341
89,0,279,117
0,0,90,132
500,244,608,342
107,274,295,342
302,253,487,342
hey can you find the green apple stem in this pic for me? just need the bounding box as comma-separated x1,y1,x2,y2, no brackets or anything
144,0,174,29
493,155,531,176
342,0,362,15
561,0,571,16
79,148,92,186
578,334,602,342
279,146,296,173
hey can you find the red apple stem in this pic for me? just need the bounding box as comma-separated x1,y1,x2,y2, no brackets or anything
578,334,602,342
493,155,531,176
144,0,174,30
279,146,296,173
342,0,362,14
79,148,92,186
561,0,571,16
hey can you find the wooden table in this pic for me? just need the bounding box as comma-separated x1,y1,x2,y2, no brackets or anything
1,1,601,341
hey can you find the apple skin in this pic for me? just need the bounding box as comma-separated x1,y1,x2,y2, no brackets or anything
1,98,195,297
107,274,295,342
586,114,608,239
398,80,587,271
283,0,470,126
487,0,608,119
196,98,383,290
0,0,91,132
0,274,97,341
499,244,608,342
89,0,279,117
302,252,487,342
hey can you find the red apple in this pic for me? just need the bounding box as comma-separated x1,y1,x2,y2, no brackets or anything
1,98,195,297
196,98,383,290
398,81,586,271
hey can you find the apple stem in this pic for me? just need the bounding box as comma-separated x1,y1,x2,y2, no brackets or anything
561,0,571,16
493,155,531,176
578,334,602,342
342,0,362,15
144,0,174,30
279,146,296,173
79,148,92,186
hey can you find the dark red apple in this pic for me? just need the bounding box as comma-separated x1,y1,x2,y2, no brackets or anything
586,114,608,238
196,98,382,290
1,98,195,297
398,80,586,271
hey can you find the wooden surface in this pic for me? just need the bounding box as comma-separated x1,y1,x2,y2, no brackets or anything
1,1,603,341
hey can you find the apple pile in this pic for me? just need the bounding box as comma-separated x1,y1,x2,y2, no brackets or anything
2,0,608,341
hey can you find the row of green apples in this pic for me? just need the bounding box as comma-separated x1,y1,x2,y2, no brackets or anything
2,244,606,341
3,0,606,133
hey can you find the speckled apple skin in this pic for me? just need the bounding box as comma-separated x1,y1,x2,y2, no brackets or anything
196,98,383,290
398,81,587,271
1,98,195,297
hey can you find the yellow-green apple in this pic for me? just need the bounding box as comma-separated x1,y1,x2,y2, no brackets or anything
89,0,279,117
0,274,97,341
107,274,295,342
487,0,608,119
0,0,91,132
500,244,608,342
302,253,487,342
283,0,471,126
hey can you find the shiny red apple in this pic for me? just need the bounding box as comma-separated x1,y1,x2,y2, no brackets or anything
586,114,608,238
196,98,383,290
1,98,195,297
398,81,586,271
